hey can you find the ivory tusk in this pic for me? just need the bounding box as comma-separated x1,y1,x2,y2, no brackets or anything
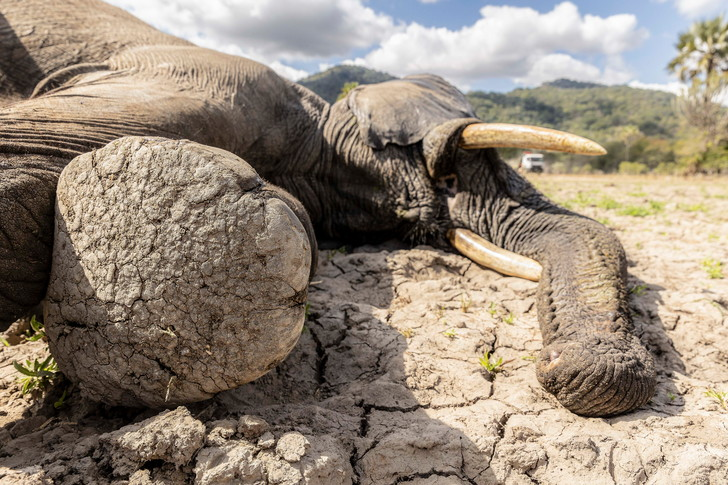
448,228,542,282
459,123,607,156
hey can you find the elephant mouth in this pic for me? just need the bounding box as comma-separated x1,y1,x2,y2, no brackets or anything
444,122,605,281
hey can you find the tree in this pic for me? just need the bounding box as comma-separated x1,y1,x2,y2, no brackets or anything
614,125,643,162
336,82,359,101
667,15,728,98
668,15,728,172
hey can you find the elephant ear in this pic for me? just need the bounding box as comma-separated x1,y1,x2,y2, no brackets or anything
347,74,475,149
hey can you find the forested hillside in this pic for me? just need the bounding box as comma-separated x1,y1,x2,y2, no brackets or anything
299,66,395,104
299,66,712,174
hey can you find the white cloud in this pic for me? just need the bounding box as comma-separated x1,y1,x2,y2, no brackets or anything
627,80,686,95
107,0,399,80
627,80,728,105
514,54,601,86
355,2,647,88
674,0,728,18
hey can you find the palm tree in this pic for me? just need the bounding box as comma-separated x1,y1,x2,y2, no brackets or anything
668,15,728,99
668,15,728,150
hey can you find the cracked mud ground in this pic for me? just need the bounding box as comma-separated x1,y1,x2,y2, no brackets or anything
0,174,727,484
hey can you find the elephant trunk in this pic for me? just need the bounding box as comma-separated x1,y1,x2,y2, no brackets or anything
512,219,655,416
451,152,655,416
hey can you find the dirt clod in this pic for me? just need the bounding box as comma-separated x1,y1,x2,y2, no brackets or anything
100,406,205,476
276,432,310,462
238,415,270,440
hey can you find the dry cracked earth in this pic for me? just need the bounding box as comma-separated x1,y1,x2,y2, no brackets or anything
0,174,727,484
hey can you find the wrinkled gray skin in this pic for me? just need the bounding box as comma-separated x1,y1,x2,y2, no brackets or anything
0,0,655,416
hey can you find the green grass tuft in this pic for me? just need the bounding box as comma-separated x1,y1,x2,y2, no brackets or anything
701,259,724,279
479,351,504,375
14,356,60,395
705,388,728,411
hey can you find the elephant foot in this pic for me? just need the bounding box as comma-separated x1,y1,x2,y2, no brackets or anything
536,332,656,417
0,155,65,328
45,136,315,407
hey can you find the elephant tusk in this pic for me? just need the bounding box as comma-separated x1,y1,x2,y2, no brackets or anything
459,123,607,156
448,228,542,282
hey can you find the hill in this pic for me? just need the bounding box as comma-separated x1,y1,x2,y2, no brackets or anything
467,80,679,140
298,65,396,104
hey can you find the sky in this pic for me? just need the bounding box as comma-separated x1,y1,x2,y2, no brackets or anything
107,0,728,94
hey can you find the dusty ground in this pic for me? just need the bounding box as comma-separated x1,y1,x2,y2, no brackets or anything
0,174,726,484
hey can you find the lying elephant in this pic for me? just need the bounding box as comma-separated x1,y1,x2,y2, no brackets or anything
0,0,655,416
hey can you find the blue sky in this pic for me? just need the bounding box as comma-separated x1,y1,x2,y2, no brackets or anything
109,0,728,94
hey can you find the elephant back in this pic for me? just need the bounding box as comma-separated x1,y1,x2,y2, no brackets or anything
0,0,189,100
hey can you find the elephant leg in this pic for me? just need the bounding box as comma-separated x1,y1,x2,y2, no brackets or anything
0,154,66,327
44,136,315,406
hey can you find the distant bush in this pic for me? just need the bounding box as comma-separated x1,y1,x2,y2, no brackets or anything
337,81,359,101
618,161,648,175
653,162,678,175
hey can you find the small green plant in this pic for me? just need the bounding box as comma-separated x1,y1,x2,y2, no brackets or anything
648,200,665,213
479,351,504,374
635,241,644,250
400,328,415,338
617,201,663,218
618,205,651,217
435,305,446,320
701,259,724,279
488,302,498,317
304,302,311,319
667,392,677,402
502,312,515,325
54,389,70,409
442,328,457,339
630,284,648,296
678,203,708,213
327,247,347,261
0,337,9,347
14,355,60,395
24,315,46,342
596,217,612,226
708,233,720,242
595,197,620,210
460,294,472,313
521,355,537,361
704,388,728,411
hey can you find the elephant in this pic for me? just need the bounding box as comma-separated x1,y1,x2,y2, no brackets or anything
0,0,655,416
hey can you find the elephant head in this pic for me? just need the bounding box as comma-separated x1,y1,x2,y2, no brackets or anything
275,74,656,417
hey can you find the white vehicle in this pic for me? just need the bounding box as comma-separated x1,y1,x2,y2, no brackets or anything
520,152,545,173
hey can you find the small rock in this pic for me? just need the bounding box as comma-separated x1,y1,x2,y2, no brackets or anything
258,431,276,449
237,415,269,440
100,407,205,476
276,432,310,463
206,419,237,446
194,442,265,485
128,470,153,485
259,451,303,485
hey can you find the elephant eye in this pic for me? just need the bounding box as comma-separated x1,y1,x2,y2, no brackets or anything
436,174,458,197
